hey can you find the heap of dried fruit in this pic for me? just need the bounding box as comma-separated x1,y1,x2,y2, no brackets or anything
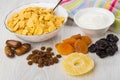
26,46,62,68
4,40,31,58
55,34,92,55
88,34,119,58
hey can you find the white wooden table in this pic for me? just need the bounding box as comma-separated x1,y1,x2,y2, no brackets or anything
0,0,120,80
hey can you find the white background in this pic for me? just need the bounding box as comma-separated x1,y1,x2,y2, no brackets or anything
0,0,120,80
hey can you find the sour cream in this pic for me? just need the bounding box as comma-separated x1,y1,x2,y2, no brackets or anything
78,12,111,29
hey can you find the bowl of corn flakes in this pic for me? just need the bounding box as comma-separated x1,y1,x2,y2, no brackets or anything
5,3,68,42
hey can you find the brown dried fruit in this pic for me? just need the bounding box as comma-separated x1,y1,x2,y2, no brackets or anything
15,43,31,56
41,46,46,50
27,46,61,68
46,47,52,52
56,54,62,58
74,40,88,54
53,57,59,63
4,46,15,58
6,40,22,48
38,63,44,68
28,61,33,65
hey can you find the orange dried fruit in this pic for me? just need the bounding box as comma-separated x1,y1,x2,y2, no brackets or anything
55,42,74,55
63,38,77,46
81,36,92,45
74,40,88,54
71,34,81,39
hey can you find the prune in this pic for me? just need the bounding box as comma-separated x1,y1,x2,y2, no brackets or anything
89,34,119,58
95,40,108,50
100,38,107,41
106,34,119,43
108,43,118,51
106,47,116,56
88,44,96,53
96,50,108,58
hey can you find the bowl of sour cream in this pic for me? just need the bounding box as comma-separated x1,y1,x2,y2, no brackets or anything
74,7,115,37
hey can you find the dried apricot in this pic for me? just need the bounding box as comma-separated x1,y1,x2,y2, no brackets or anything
81,36,92,45
74,40,88,54
63,38,77,46
71,34,81,39
56,43,74,55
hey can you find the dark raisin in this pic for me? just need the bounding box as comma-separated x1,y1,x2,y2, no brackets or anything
32,59,38,63
88,44,97,53
49,58,54,65
43,61,49,66
46,47,52,52
53,57,59,63
56,54,62,58
51,52,54,55
28,61,33,65
26,54,33,60
41,46,46,50
27,46,60,68
38,64,44,68
106,34,119,43
32,50,40,54
38,59,43,64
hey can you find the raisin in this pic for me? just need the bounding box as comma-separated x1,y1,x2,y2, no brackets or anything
28,61,33,65
26,46,60,68
26,54,33,60
46,47,52,52
32,50,40,54
56,54,62,58
53,57,59,63
41,46,46,50
38,64,44,68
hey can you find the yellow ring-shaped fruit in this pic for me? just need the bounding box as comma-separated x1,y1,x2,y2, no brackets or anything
62,52,94,76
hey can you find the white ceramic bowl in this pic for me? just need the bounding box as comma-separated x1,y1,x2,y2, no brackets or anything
74,7,115,37
5,3,68,42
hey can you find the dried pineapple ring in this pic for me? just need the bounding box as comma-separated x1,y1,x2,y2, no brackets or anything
62,52,94,76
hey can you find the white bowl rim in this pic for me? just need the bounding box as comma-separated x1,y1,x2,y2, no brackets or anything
4,2,68,37
74,7,115,30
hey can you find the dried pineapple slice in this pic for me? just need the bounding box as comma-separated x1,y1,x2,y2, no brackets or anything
62,52,94,76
